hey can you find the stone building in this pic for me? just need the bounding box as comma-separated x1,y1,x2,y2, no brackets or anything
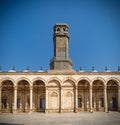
0,24,120,113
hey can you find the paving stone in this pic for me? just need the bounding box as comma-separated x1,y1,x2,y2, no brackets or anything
0,112,120,125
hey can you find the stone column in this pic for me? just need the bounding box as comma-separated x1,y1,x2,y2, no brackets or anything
13,86,17,113
90,86,93,113
0,87,1,113
118,86,120,112
30,86,33,113
45,87,48,113
75,86,78,113
59,87,62,113
60,87,63,113
104,86,108,112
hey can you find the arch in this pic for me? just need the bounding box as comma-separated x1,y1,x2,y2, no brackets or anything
107,77,118,111
62,77,77,84
92,77,106,86
106,77,120,86
51,92,58,97
62,77,76,87
17,78,30,113
16,77,31,86
77,78,90,111
47,77,62,84
56,27,60,31
33,80,46,89
92,77,105,111
63,27,66,31
77,79,90,86
1,78,14,113
33,78,46,112
65,91,73,97
63,80,75,87
32,77,46,86
47,77,61,87
0,77,15,86
49,91,59,110
48,80,60,87
63,91,74,110
1,80,14,88
77,77,91,85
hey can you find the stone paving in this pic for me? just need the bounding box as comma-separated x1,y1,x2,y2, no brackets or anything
0,112,120,125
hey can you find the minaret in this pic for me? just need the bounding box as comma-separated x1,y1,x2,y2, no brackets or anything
50,23,72,70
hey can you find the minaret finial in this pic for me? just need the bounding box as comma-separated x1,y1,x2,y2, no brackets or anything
92,66,94,71
118,66,120,72
40,66,42,70
26,66,29,70
105,66,107,71
80,66,82,70
0,66,2,72
12,65,15,70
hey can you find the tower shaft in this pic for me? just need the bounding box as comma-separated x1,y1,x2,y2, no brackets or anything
50,23,72,70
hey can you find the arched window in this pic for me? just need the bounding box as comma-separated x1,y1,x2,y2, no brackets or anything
56,27,60,31
63,28,66,31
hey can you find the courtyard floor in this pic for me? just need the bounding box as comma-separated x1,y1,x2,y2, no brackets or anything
0,112,120,125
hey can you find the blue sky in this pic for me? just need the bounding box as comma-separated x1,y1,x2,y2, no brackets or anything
0,0,120,72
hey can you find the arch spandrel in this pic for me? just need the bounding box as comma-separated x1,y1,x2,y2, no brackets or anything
0,77,15,86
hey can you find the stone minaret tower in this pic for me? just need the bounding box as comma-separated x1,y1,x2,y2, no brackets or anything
50,23,72,70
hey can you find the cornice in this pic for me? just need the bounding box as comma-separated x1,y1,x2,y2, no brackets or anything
0,70,120,76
